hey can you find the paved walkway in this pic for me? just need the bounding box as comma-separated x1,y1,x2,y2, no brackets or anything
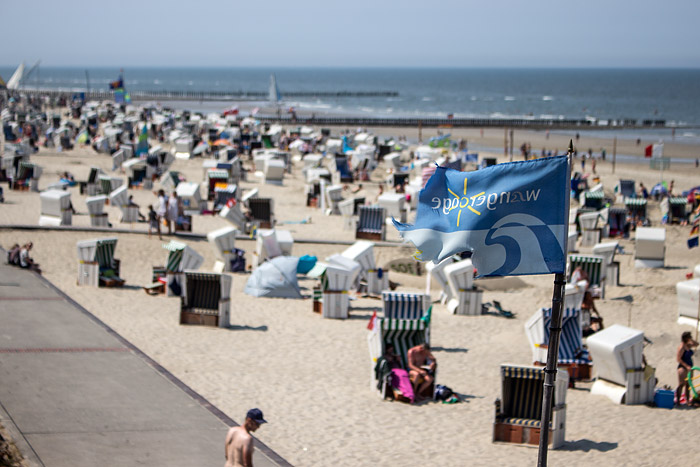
0,261,289,467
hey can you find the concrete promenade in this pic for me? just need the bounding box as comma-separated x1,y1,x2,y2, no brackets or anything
0,261,289,467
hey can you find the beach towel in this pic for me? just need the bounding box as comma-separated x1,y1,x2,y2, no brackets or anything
391,368,415,403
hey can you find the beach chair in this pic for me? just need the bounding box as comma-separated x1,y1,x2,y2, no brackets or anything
368,317,433,400
524,304,591,382
99,174,123,196
253,229,294,268
378,193,407,223
665,196,688,224
248,197,275,229
76,237,124,287
160,171,182,191
577,211,601,247
179,271,232,328
112,149,125,172
220,201,250,233
634,227,665,268
341,240,388,295
318,257,361,319
567,254,606,298
615,179,635,203
624,197,647,224
123,158,151,189
444,259,482,315
207,226,238,272
338,198,356,231
592,241,619,287
85,195,109,227
263,159,286,184
384,152,403,171
588,324,656,405
176,181,205,214
388,173,409,193
39,189,72,226
580,190,605,210
213,185,237,211
158,241,205,296
333,154,353,183
174,137,193,159
108,185,138,224
425,256,459,304
382,291,431,320
13,161,41,191
205,169,230,200
81,167,103,195
325,184,344,215
356,206,386,241
493,364,568,449
676,278,700,329
606,207,628,238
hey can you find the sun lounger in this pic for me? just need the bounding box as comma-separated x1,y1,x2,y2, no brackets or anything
587,324,656,405
356,206,385,241
493,364,568,449
77,237,124,287
368,317,433,401
179,271,232,328
39,189,72,226
634,227,665,268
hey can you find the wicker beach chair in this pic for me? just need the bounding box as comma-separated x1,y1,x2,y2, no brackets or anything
493,364,568,449
77,237,124,287
567,254,606,298
248,197,275,229
356,205,385,241
179,271,232,328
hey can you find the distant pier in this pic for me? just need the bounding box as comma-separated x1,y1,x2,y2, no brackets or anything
13,87,398,101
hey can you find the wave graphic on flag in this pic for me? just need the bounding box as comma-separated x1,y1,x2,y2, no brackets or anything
393,155,569,277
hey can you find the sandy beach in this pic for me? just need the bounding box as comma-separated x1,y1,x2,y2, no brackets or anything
2,125,700,466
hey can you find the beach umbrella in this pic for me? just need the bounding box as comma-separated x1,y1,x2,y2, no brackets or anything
193,142,208,155
650,183,668,197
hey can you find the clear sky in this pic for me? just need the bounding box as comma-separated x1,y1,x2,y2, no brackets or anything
1,0,699,68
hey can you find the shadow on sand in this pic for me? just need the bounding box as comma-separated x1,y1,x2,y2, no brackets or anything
560,439,618,452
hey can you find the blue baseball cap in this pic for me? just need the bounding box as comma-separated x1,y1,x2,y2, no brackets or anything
246,408,267,424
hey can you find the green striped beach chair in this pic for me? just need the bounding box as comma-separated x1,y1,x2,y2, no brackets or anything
581,190,604,210
367,317,433,400
160,241,204,296
624,197,647,223
668,196,688,224
493,364,568,449
76,238,124,287
180,271,232,328
567,254,606,298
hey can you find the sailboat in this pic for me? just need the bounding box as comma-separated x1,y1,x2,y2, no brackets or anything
268,73,281,103
6,61,40,90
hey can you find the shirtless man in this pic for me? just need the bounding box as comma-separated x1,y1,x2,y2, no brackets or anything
225,408,266,467
408,343,437,400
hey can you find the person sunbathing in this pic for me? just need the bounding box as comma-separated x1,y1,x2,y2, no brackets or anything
408,343,437,401
384,345,415,404
19,242,41,273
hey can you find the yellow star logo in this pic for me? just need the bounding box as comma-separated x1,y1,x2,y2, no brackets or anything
447,177,484,227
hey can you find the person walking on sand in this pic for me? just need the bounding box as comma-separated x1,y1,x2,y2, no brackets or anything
167,191,179,233
154,189,168,233
147,205,161,240
676,332,699,406
225,409,266,467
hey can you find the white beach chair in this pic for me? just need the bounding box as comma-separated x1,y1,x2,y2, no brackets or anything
219,202,249,233
85,195,109,227
634,227,665,268
592,241,619,287
111,149,125,171
263,158,286,184
444,259,482,315
493,364,568,449
567,254,606,299
340,240,388,294
320,258,361,319
179,271,232,328
425,256,459,304
325,184,344,215
207,226,238,272
378,192,407,224
588,324,656,405
338,198,356,231
39,189,72,226
578,211,600,247
676,279,700,329
161,241,205,297
176,181,205,214
253,229,294,268
76,237,124,287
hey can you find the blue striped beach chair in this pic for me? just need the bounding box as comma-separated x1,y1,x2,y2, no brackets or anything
493,364,568,449
382,291,431,320
367,317,434,400
180,271,232,328
567,254,606,298
356,205,385,241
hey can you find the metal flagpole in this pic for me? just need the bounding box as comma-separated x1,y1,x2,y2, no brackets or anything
537,140,574,466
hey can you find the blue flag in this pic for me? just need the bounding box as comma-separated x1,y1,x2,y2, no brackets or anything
393,155,569,277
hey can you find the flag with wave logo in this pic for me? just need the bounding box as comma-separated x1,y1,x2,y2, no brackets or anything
688,205,700,249
393,155,569,277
